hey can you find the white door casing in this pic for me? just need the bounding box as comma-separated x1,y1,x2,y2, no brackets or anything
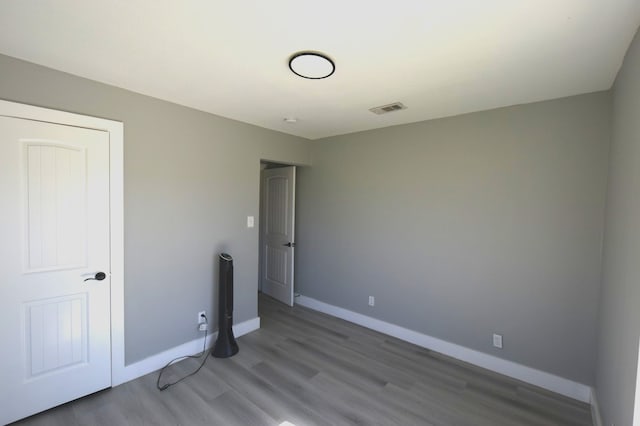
634,337,640,426
0,101,124,424
260,166,295,306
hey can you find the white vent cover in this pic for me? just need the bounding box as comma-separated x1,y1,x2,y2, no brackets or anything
369,102,407,115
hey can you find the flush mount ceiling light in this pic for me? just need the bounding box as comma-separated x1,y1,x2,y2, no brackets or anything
289,52,335,79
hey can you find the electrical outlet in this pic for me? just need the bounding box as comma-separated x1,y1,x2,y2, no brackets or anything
493,333,503,349
368,296,375,307
198,323,208,331
197,311,206,324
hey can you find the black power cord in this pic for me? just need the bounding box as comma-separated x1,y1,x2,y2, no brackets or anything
156,314,210,391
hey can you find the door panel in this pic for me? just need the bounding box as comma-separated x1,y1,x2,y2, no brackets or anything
24,143,87,271
0,116,111,425
25,293,86,377
266,245,287,285
266,175,288,235
260,166,295,306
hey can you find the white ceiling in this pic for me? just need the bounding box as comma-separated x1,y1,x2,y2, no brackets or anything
1,1,639,140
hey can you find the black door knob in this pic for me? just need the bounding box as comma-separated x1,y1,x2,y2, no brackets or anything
283,242,296,247
84,272,107,282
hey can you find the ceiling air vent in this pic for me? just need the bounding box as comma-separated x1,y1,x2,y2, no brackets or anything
369,102,407,115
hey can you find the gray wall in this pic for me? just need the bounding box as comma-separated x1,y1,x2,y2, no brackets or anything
0,54,310,364
296,92,611,385
596,28,640,425
1,48,626,395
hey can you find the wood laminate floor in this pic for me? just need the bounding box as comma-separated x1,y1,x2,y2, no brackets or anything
13,293,593,426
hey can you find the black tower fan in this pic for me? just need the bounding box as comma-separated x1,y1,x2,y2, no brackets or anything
212,253,239,358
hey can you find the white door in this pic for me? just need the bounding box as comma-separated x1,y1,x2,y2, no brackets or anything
0,116,111,425
260,166,295,306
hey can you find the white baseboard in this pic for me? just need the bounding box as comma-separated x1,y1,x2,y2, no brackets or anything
590,387,603,426
296,295,592,403
113,317,260,386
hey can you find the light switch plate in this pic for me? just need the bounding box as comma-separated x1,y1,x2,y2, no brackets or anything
493,334,503,349
247,216,254,228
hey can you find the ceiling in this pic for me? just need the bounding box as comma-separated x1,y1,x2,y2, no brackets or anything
0,1,639,140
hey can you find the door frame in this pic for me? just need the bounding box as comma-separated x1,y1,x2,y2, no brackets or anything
634,337,640,425
0,99,126,386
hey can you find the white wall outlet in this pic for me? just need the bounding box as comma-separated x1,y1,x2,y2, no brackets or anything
247,216,254,228
198,323,208,331
368,296,375,307
493,333,503,349
197,311,206,324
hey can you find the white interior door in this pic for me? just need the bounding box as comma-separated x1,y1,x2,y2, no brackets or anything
260,166,295,306
0,116,111,425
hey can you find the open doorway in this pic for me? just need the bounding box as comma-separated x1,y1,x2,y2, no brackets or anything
258,161,296,306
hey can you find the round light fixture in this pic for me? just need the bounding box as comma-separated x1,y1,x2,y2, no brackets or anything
289,52,335,79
